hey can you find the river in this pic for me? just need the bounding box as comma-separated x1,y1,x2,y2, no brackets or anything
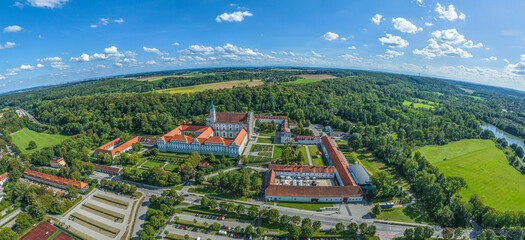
481,124,525,161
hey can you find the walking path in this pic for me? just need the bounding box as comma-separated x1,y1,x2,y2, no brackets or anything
305,146,313,165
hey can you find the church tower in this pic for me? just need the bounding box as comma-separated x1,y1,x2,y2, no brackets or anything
207,101,216,127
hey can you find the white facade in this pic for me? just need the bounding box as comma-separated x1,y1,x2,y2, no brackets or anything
274,171,334,179
157,136,248,158
265,195,363,202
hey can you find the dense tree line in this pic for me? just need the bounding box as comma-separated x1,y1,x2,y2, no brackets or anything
207,168,261,197
138,189,184,240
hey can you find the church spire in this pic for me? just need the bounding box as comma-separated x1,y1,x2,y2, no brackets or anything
210,101,215,110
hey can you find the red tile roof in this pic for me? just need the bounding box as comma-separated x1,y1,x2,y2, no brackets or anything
95,164,121,174
138,136,158,144
233,128,247,146
294,136,321,141
265,185,363,198
321,136,356,186
161,125,247,147
268,164,335,174
23,169,88,190
0,172,8,181
198,162,209,168
50,157,64,163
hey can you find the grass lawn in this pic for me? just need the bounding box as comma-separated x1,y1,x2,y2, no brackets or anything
276,202,334,211
142,161,165,168
312,158,326,166
156,80,263,94
272,145,286,160
188,186,248,201
286,78,325,84
296,146,307,158
417,139,525,211
259,131,276,137
374,206,430,224
335,141,356,164
308,145,321,157
164,163,178,172
10,128,70,154
402,100,435,109
257,137,274,144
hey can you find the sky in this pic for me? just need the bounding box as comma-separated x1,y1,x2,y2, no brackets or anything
0,0,524,93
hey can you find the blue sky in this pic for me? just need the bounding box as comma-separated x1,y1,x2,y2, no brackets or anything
1,0,524,93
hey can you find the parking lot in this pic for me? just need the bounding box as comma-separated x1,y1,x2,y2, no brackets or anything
58,189,135,240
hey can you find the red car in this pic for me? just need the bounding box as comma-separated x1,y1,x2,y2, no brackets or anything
179,225,184,229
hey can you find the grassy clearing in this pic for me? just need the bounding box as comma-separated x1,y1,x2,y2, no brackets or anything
374,206,430,224
335,141,356,164
286,78,325,84
312,158,326,166
276,202,334,211
164,163,178,172
402,100,435,109
297,74,337,79
308,145,321,158
417,139,525,211
188,186,248,201
142,160,165,168
272,145,286,160
256,137,274,144
156,80,263,94
296,146,307,158
259,131,276,137
10,128,70,154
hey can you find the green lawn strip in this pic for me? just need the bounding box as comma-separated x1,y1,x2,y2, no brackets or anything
171,184,185,191
46,229,62,240
164,163,179,171
258,131,275,137
275,202,334,211
374,206,431,224
308,145,321,157
182,206,256,221
83,202,125,221
92,194,129,209
256,137,274,144
285,78,324,84
187,187,248,201
296,146,307,158
418,139,525,211
142,160,165,168
71,212,120,238
311,158,326,166
272,145,286,160
10,128,70,154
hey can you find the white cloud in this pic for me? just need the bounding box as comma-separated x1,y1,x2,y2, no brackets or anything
463,40,483,48
482,56,498,61
311,50,324,58
271,51,295,56
431,29,466,44
340,37,347,41
341,54,362,63
37,56,62,62
19,64,36,71
36,63,44,68
216,11,253,22
323,32,339,41
378,34,409,48
91,53,108,60
172,42,180,46
371,14,383,25
114,18,124,24
505,55,525,76
146,60,157,65
70,53,91,62
413,38,472,59
0,42,16,50
424,22,434,27
50,62,69,69
178,43,272,63
435,3,465,21
392,18,422,34
504,59,510,64
3,25,23,33
26,0,70,8
416,0,423,6
0,75,5,80
143,46,168,56
90,25,98,28
348,46,356,50
378,49,405,59
114,62,123,67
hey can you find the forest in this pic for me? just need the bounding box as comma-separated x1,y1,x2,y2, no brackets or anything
0,68,524,231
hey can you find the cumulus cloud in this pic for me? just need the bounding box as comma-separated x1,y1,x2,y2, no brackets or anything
271,51,295,56
172,42,180,46
70,53,91,62
435,3,465,21
431,29,466,44
378,34,409,48
3,25,23,33
216,11,253,22
505,55,525,76
371,14,383,25
37,56,62,62
348,46,356,50
311,50,324,58
0,75,5,80
463,40,483,48
143,46,168,56
413,39,472,59
504,59,510,64
50,62,69,69
424,22,434,27
25,0,70,8
146,60,157,65
91,18,125,28
341,54,362,63
482,56,498,61
70,46,133,62
416,0,423,6
178,43,272,63
378,49,405,59
0,42,16,50
392,18,422,34
323,32,339,41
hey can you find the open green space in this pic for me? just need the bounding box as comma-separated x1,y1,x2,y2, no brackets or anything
256,137,274,144
272,145,286,160
335,141,356,164
142,160,165,168
188,186,248,201
296,146,307,158
374,206,430,224
10,128,70,154
276,202,334,211
46,230,63,240
285,78,325,84
402,100,435,109
417,139,525,211
312,158,326,166
164,163,179,172
156,80,263,94
259,131,276,137
308,145,321,158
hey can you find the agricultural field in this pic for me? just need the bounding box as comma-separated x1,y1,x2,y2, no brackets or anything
417,139,525,211
286,74,337,84
156,80,263,94
10,128,70,154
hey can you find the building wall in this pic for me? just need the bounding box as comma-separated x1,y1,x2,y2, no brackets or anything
294,139,320,145
281,132,292,144
23,175,89,192
0,178,9,186
265,195,363,203
158,137,246,157
274,171,335,179
210,123,247,138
